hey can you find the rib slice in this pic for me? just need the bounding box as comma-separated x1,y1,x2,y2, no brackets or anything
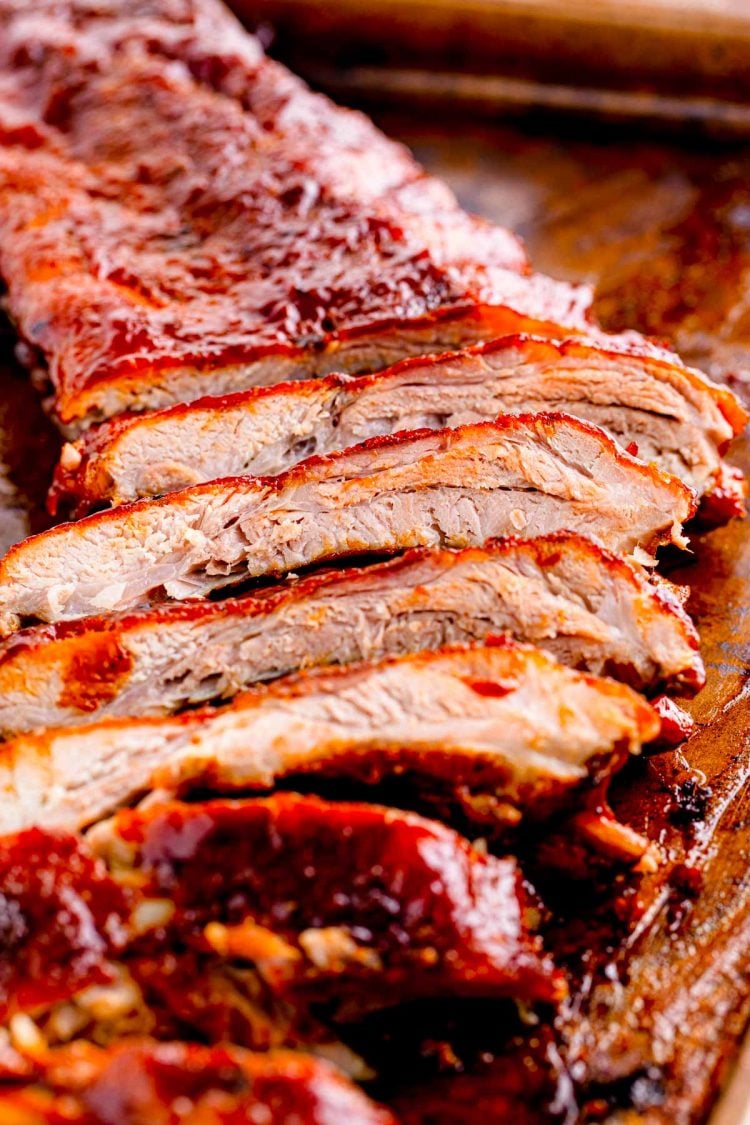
0,414,695,636
0,640,659,835
0,1042,395,1125
0,534,702,738
0,1,591,432
51,334,747,516
0,795,562,1061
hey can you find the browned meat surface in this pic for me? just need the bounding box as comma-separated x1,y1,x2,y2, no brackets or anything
0,795,563,1063
0,533,702,738
50,334,747,516
0,0,595,433
0,415,695,636
0,5,744,1125
0,0,517,222
0,1041,395,1124
0,828,127,1029
0,640,659,835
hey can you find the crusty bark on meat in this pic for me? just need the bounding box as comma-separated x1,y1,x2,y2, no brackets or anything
0,640,659,835
0,795,563,1063
0,145,585,433
0,415,695,637
0,0,515,225
51,334,748,516
0,534,702,738
0,1042,396,1125
0,0,594,432
0,0,436,212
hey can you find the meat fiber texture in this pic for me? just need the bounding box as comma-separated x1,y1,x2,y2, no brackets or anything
0,640,659,834
0,534,703,738
0,0,594,432
0,1042,396,1125
0,414,695,637
0,794,564,1061
51,334,748,515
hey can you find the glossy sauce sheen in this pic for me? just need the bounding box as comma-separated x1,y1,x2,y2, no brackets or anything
111,794,564,1006
0,1042,396,1124
0,4,745,1123
0,795,563,1041
0,830,128,1018
0,1,589,427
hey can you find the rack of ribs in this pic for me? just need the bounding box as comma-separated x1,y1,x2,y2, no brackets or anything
0,0,592,433
0,2,745,1119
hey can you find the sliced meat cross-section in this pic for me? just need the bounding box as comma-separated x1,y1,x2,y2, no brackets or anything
0,533,702,738
0,414,695,637
50,333,747,516
0,640,660,835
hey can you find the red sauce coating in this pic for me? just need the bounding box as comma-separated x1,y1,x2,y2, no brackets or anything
0,796,563,1041
650,695,695,748
0,1040,395,1124
0,830,128,1018
0,1,568,427
463,678,514,698
57,633,134,713
694,461,747,526
114,794,564,1008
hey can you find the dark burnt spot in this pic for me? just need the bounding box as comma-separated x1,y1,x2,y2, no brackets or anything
669,773,713,824
670,862,704,898
581,1066,666,1119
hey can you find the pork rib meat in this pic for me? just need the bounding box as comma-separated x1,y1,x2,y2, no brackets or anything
0,414,695,636
0,795,563,1062
0,0,589,431
0,533,702,737
0,640,659,834
51,334,746,515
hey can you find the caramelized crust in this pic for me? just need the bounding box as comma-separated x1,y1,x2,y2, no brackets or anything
0,414,696,636
50,333,747,515
0,1041,395,1124
0,0,593,431
0,639,659,835
105,794,564,1005
0,831,128,1022
0,795,563,1062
